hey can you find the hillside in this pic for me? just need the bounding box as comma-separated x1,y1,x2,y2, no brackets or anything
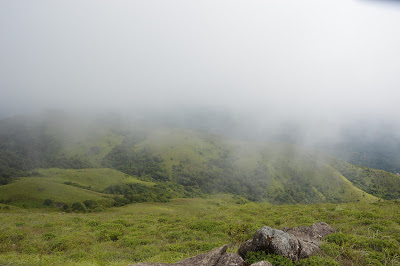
1,113,400,206
0,168,157,208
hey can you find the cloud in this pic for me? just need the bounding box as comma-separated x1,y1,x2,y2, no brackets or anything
1,0,400,132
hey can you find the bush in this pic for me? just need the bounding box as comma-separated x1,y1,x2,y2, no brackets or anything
83,200,98,209
71,202,87,213
43,199,53,206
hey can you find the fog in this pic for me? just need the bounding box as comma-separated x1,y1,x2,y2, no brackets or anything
1,0,400,144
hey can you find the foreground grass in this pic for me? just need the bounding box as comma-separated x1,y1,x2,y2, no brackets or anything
0,195,399,265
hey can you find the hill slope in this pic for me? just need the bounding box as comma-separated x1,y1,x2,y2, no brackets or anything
1,113,399,204
101,128,380,203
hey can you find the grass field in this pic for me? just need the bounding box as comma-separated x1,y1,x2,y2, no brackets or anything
0,195,399,265
0,168,154,208
36,168,154,191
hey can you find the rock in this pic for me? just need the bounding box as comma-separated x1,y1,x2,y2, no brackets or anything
283,222,334,240
215,252,245,266
238,239,253,258
238,222,334,261
130,244,248,266
175,245,227,266
250,261,273,266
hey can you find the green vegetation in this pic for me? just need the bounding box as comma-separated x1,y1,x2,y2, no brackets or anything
102,129,380,204
1,114,400,265
0,177,114,208
1,114,399,205
0,195,399,265
36,168,153,192
0,115,92,185
105,182,203,206
102,136,168,181
331,159,400,200
245,251,338,265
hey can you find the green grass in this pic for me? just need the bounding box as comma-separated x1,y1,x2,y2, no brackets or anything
0,195,399,265
36,168,155,191
0,178,113,208
0,168,156,208
135,128,227,175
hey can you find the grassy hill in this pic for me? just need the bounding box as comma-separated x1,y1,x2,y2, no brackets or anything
0,178,113,208
330,159,400,200
0,168,156,208
103,128,379,203
1,113,399,205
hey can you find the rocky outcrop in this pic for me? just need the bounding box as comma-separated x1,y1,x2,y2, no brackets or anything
130,245,246,266
238,222,334,261
130,222,334,265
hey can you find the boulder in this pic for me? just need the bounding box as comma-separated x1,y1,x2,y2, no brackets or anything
215,252,245,266
239,222,334,261
130,244,247,266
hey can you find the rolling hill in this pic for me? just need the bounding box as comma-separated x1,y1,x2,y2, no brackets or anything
0,112,399,207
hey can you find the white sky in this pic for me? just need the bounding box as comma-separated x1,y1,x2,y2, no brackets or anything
1,0,400,125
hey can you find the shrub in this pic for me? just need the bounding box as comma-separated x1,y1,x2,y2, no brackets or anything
43,199,53,206
83,200,98,209
71,202,87,213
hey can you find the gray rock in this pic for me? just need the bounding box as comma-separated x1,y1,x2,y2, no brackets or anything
238,239,253,258
283,222,334,240
215,252,245,266
238,222,334,261
175,245,227,266
131,244,247,266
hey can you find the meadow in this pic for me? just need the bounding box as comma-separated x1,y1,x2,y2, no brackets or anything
1,194,399,266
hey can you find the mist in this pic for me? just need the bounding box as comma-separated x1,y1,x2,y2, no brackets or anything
1,0,400,145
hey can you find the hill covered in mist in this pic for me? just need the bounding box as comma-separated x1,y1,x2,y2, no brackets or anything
0,111,399,206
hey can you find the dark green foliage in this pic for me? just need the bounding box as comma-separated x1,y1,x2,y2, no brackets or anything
62,203,69,211
102,136,168,181
104,183,202,206
43,199,53,206
83,200,98,209
71,202,87,213
245,251,270,265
